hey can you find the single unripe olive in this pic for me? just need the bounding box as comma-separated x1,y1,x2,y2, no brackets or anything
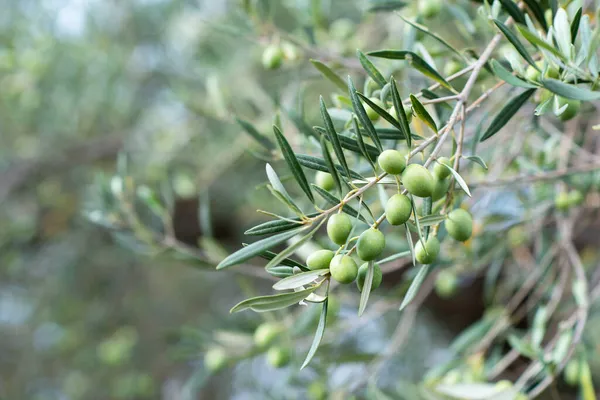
327,214,352,245
281,41,300,62
568,190,584,206
308,381,328,400
306,249,335,270
435,269,458,298
385,194,412,225
204,347,227,372
563,359,580,386
415,236,440,264
402,164,435,198
356,262,383,292
524,64,541,81
365,97,384,121
539,89,553,104
329,255,358,284
418,0,442,18
262,44,284,70
555,191,571,211
445,209,473,242
557,97,581,121
545,65,560,79
357,228,386,261
378,149,407,175
388,105,413,124
432,178,450,202
444,60,462,77
254,322,282,348
315,171,335,191
266,346,291,368
433,157,452,180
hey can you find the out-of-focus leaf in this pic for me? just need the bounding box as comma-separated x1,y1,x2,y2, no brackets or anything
490,60,538,88
257,248,306,269
410,94,437,132
379,250,411,264
319,135,343,195
286,109,319,139
296,154,363,180
390,77,412,147
301,298,328,369
480,89,536,142
236,117,275,150
273,126,314,203
230,286,319,313
418,214,447,226
551,329,573,365
397,15,464,59
440,164,472,197
358,260,374,316
367,0,406,11
508,334,537,359
435,383,517,400
399,265,430,310
273,269,329,290
357,50,386,87
353,117,376,169
541,79,600,100
348,76,383,151
357,92,404,132
493,19,538,69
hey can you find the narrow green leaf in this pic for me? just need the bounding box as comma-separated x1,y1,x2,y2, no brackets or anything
368,50,454,91
266,185,304,218
410,94,437,133
319,96,351,178
571,8,582,44
441,164,472,197
358,260,375,316
230,286,319,313
319,136,343,195
418,214,447,227
266,163,292,199
353,117,376,169
236,117,275,149
531,306,547,349
273,126,314,203
314,126,380,159
296,154,363,180
218,228,307,269
541,78,600,100
378,250,411,264
397,15,464,60
348,76,383,152
266,265,295,278
399,265,430,310
310,59,347,91
522,0,548,31
245,214,317,236
390,77,412,147
507,335,537,359
357,50,387,87
257,248,306,269
312,184,369,224
405,225,416,266
357,92,404,132
464,155,488,169
516,25,566,60
498,0,526,24
493,19,538,69
480,89,536,142
490,60,538,88
273,269,329,291
367,0,406,11
265,220,325,270
301,297,328,369
410,195,426,249
351,127,423,141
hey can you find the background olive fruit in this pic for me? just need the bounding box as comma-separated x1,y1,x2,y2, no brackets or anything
204,347,228,372
435,269,458,298
432,178,450,201
254,322,282,348
568,190,584,206
378,149,407,175
445,209,473,242
402,164,435,198
444,60,462,77
385,194,412,225
261,44,283,70
563,359,581,386
356,228,386,261
388,105,413,124
365,97,384,121
555,191,571,211
433,157,452,180
306,249,335,270
281,41,300,62
266,346,291,368
557,97,581,121
315,171,335,192
329,255,358,284
327,214,352,245
356,262,383,292
419,0,442,18
415,236,440,264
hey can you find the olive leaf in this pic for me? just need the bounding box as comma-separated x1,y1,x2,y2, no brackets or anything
257,248,307,269
440,164,472,197
353,117,376,169
368,50,454,91
348,76,383,151
245,213,318,236
310,59,347,91
516,25,565,60
379,250,411,264
319,96,351,178
265,265,295,278
418,214,447,227
541,79,600,100
266,185,305,218
493,19,538,69
507,334,538,360
357,50,387,87
272,269,329,291
301,296,328,369
314,126,380,160
319,136,343,195
295,154,363,180
235,117,275,150
480,89,536,142
358,260,375,316
230,286,320,313
367,0,407,12
217,227,307,269
405,225,416,266
464,155,488,170
397,15,464,60
399,265,430,311
265,219,325,270
490,60,538,88
522,0,547,31
390,77,412,147
410,94,438,133
498,0,525,24
273,125,314,203
356,92,404,132
570,7,582,44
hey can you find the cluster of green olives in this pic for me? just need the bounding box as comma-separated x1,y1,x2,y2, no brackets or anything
555,189,584,211
261,41,301,70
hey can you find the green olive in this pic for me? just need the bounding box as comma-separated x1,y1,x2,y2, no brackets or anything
262,44,284,70
555,191,571,211
563,359,580,386
433,157,452,180
402,164,435,198
444,60,462,77
385,194,412,225
524,63,542,81
432,178,450,202
281,41,301,62
545,65,560,79
266,346,291,368
378,149,407,175
418,0,442,18
557,97,581,121
315,171,335,191
329,255,358,284
365,97,384,121
415,236,440,264
357,228,386,261
308,381,328,400
254,322,282,348
356,262,383,292
306,249,335,270
435,269,458,298
204,347,228,372
507,226,527,248
388,105,413,124
327,214,352,245
445,209,473,242
568,190,584,206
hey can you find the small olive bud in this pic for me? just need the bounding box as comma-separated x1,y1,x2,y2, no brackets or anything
444,209,473,242
327,214,352,245
419,0,442,18
356,262,383,292
415,236,440,264
356,228,386,261
378,149,407,175
306,250,335,270
385,194,412,225
329,255,358,284
402,164,435,198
